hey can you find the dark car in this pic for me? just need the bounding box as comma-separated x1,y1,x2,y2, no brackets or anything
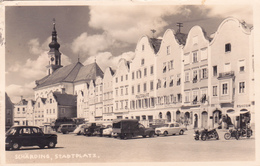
83,122,112,136
57,124,77,134
5,126,57,150
112,119,155,139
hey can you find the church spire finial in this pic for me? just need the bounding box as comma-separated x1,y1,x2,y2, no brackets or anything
53,18,56,31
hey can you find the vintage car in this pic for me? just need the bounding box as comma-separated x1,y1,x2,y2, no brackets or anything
73,124,87,135
102,126,113,137
112,119,155,139
57,124,77,134
155,122,185,136
83,121,112,136
6,126,57,150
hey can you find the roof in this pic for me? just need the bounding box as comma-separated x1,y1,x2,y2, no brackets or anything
34,62,104,89
74,62,104,83
53,92,77,106
16,99,28,105
149,38,162,54
41,98,47,104
174,32,188,45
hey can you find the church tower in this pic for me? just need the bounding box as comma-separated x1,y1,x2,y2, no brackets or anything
46,19,62,75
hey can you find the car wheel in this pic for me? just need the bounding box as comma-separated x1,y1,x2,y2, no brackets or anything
48,141,56,148
11,142,20,150
224,133,231,140
163,131,168,136
142,135,147,138
201,134,207,141
235,131,240,140
77,131,81,135
39,145,45,149
179,130,184,135
247,130,252,138
149,131,155,137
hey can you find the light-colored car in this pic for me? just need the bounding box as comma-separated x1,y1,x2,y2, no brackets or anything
102,127,112,137
73,124,87,135
155,122,185,136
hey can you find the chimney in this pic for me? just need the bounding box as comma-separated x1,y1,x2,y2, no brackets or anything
61,88,65,94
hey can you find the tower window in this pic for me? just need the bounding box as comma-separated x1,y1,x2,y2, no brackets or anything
225,43,231,52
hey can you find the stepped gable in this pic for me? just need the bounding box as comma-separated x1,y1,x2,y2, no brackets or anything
149,38,162,54
53,92,77,106
74,62,104,83
34,62,83,89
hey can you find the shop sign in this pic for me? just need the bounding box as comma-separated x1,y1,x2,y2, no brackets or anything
136,93,149,98
237,104,251,108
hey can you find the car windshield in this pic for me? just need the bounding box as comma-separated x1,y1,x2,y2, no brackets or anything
163,124,169,127
6,128,17,136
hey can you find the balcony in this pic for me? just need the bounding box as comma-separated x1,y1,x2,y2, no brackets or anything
218,71,235,79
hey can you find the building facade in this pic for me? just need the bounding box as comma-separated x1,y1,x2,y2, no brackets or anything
5,93,14,130
30,17,254,129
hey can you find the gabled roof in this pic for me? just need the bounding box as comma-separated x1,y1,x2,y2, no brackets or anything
74,62,104,83
53,92,77,106
34,62,104,89
34,62,83,89
16,99,28,105
149,38,162,54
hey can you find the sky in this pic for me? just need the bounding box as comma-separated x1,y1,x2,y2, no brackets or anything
4,4,253,103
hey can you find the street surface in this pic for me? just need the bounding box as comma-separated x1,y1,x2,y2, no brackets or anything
6,129,255,164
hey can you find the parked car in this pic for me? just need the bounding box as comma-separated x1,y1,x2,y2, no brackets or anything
5,126,57,150
102,126,113,137
155,122,185,136
83,122,112,136
73,124,87,135
112,119,155,139
58,124,77,134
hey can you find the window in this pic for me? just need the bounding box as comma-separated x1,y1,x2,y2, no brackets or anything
121,88,123,96
193,52,198,63
222,83,228,95
225,43,231,52
142,44,145,51
150,66,154,75
169,79,173,87
116,89,118,96
138,84,140,93
213,86,218,96
61,108,65,114
177,94,182,102
132,72,135,80
177,75,181,86
121,101,123,109
132,86,134,94
213,66,217,76
144,99,148,108
163,79,166,88
151,97,155,107
7,109,11,115
38,103,40,108
167,45,171,55
115,77,118,83
193,36,198,45
239,60,245,72
144,83,147,92
184,53,190,65
163,62,167,73
141,58,145,65
185,71,190,82
193,70,198,83
121,76,123,82
126,74,128,80
150,81,154,91
144,68,147,77
168,60,174,70
116,102,118,110
185,92,190,102
202,68,208,79
47,109,48,114
239,82,245,93
192,91,198,104
53,109,55,114
157,79,161,89
200,90,207,103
